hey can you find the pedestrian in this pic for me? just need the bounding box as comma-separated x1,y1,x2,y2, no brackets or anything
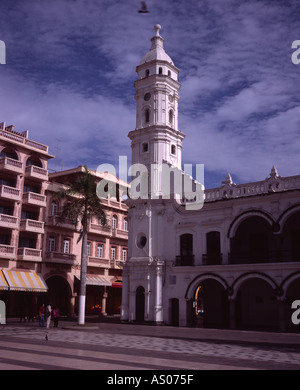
52,306,60,328
45,304,52,329
39,303,45,327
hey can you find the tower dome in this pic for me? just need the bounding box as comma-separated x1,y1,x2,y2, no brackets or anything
140,24,174,65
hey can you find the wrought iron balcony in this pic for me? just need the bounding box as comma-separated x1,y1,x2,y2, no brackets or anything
175,255,195,266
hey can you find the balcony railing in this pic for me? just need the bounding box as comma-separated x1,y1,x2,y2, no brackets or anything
0,185,21,201
20,219,44,234
0,244,15,259
25,165,48,181
0,214,18,229
175,255,195,266
22,192,46,207
202,253,223,265
87,256,110,267
228,250,299,264
17,247,42,262
0,157,23,174
45,251,76,265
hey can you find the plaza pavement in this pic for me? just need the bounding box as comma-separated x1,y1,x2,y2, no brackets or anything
0,316,300,371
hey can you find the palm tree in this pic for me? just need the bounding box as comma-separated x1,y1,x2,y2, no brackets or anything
56,166,107,325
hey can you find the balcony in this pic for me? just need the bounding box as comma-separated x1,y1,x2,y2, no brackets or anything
45,251,77,265
112,228,128,239
87,256,110,268
0,185,21,201
228,250,300,264
17,247,42,262
0,157,23,175
22,192,46,207
20,219,44,234
87,223,112,236
175,255,195,266
47,215,76,229
25,165,48,181
0,214,18,229
0,244,15,259
202,253,223,265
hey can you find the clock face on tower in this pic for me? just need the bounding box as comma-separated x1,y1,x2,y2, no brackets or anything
168,95,174,103
144,93,151,101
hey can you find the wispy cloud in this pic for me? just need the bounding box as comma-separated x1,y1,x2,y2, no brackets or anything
0,0,299,188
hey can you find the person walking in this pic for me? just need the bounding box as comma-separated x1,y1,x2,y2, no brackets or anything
52,307,60,328
45,304,52,329
39,304,45,327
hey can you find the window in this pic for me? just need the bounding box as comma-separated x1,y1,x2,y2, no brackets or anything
48,237,55,252
51,201,58,216
142,142,148,152
97,244,103,258
177,233,194,265
87,242,91,257
111,246,116,260
168,70,171,76
122,248,127,261
146,69,150,77
123,218,128,231
112,215,117,229
145,109,150,123
159,67,163,75
169,109,173,124
171,144,176,155
63,239,70,254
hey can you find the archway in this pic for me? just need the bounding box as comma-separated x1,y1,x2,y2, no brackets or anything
235,277,277,330
230,216,275,264
135,286,145,322
46,275,72,316
193,279,229,328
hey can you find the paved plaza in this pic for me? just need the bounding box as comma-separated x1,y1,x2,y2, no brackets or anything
0,318,300,371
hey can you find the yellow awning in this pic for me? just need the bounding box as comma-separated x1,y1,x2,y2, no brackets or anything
2,270,48,292
86,275,112,287
0,270,8,290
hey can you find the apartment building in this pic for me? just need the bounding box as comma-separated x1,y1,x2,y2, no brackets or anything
0,123,128,318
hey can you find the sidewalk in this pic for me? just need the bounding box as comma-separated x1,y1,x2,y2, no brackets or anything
5,316,300,348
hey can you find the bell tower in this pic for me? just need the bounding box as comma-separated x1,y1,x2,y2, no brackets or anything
128,24,185,171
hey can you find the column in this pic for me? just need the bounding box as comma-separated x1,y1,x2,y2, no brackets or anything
228,297,236,329
128,291,136,322
120,268,129,321
101,286,108,316
154,263,163,323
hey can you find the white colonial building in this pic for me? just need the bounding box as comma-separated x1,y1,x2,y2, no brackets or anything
121,25,300,332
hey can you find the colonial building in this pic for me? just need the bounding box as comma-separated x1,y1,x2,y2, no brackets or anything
0,123,129,318
121,25,300,332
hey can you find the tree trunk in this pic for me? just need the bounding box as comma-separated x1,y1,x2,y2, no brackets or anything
78,228,88,325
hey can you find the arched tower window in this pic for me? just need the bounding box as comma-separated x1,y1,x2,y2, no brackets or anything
145,109,150,123
169,109,174,125
159,67,163,75
146,69,150,77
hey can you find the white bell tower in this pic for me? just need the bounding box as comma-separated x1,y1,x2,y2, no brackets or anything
128,24,185,171
122,25,185,324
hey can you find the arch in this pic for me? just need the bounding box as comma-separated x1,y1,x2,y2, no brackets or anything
228,210,275,239
276,204,300,233
229,214,276,264
234,275,279,330
231,272,277,299
45,275,72,315
280,271,300,296
26,155,43,168
0,146,19,160
185,273,229,300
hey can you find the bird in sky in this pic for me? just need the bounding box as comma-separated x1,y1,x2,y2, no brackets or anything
138,1,149,13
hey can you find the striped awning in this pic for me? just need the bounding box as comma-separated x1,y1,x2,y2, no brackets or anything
2,270,48,292
0,270,8,290
86,275,112,287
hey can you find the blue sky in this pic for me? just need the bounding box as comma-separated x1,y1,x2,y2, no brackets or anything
0,0,299,189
